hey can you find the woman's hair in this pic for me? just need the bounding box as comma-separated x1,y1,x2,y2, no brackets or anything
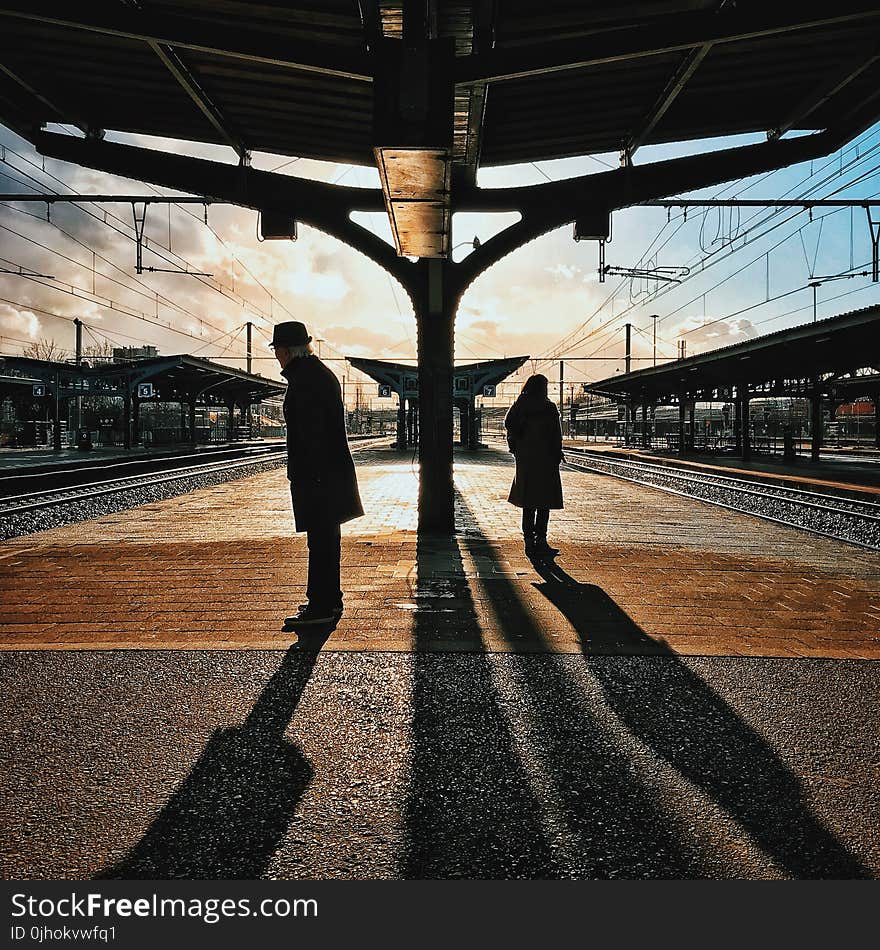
520,374,549,399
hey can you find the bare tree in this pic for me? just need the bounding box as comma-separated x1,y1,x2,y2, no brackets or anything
83,340,115,360
22,338,68,361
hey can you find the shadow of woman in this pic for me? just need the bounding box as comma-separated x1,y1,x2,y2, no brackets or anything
452,529,705,877
97,638,328,879
532,557,872,879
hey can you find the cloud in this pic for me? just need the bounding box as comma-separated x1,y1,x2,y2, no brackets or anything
674,316,757,349
544,263,581,280
0,303,41,339
320,324,410,357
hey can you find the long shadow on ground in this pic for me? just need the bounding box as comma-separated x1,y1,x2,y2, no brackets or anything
451,488,868,878
401,532,559,877
528,555,871,878
447,498,706,877
98,638,327,879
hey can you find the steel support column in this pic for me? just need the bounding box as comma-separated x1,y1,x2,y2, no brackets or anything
641,401,649,448
734,395,742,453
458,399,470,447
52,371,62,450
188,398,197,444
740,388,751,462
226,399,236,441
678,397,686,456
416,259,457,533
123,387,132,450
396,397,407,448
132,394,141,447
811,388,823,460
874,391,880,448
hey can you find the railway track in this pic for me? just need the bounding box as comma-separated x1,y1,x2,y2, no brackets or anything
562,446,880,550
0,437,386,537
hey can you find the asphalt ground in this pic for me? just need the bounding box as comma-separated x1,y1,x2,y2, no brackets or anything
0,649,877,879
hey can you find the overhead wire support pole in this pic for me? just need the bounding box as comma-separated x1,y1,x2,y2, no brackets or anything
868,207,880,281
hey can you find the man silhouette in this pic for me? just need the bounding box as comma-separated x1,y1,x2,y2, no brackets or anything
270,321,363,628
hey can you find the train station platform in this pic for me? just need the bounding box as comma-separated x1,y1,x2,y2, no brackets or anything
1,445,877,658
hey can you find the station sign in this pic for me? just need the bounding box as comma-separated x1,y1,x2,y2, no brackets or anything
377,384,392,398
137,383,154,399
482,384,496,397
32,383,45,397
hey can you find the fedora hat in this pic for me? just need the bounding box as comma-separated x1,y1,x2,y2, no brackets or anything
269,321,312,348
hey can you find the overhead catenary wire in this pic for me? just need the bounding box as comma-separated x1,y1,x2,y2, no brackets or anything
533,126,880,366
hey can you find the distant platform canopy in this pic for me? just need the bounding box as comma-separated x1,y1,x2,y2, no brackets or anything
0,354,284,405
348,355,528,399
585,307,880,403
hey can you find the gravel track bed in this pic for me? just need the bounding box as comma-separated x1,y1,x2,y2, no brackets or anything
0,457,285,541
564,452,880,549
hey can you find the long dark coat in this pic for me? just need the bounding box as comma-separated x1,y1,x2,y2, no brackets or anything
504,394,564,509
282,355,364,531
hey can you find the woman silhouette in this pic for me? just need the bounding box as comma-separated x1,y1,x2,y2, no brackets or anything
504,374,564,556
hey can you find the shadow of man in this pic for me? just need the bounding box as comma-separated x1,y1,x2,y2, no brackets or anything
402,533,560,878
98,639,327,879
532,557,871,879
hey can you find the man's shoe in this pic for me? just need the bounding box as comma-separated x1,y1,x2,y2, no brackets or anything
284,604,342,628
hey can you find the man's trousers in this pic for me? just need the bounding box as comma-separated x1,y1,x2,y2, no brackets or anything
306,522,342,610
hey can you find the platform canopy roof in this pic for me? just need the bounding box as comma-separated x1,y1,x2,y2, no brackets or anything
2,2,880,259
1,0,879,165
584,307,880,402
348,354,528,394
0,354,285,403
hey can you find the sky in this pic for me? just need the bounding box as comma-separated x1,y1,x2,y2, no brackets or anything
1,115,879,408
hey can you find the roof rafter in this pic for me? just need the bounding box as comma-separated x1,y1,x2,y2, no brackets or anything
0,1,374,82
0,60,94,136
620,44,712,166
768,45,880,140
148,42,249,160
455,4,880,85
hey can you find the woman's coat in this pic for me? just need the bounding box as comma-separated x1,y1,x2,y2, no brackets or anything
504,395,564,509
282,355,364,531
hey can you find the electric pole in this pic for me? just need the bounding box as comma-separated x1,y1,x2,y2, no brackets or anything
74,317,82,433
559,360,564,434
